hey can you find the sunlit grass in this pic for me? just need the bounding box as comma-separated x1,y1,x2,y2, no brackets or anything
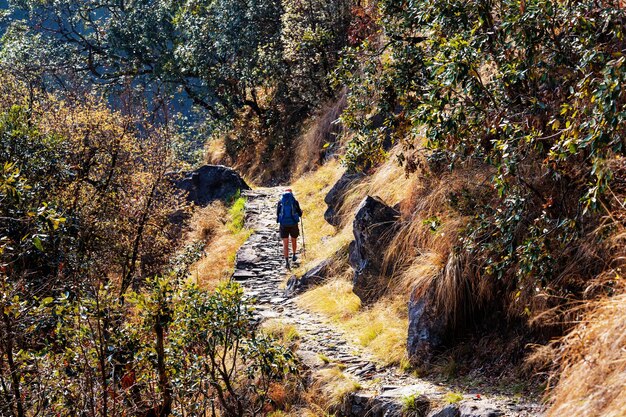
306,367,361,411
289,160,350,272
297,279,361,320
188,197,252,290
297,278,407,366
227,194,247,233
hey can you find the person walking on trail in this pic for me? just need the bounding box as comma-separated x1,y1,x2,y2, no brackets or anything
277,188,303,269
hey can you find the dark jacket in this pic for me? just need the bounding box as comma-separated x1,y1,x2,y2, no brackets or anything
277,194,303,225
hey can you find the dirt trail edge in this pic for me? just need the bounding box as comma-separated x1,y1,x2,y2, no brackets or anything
234,188,545,417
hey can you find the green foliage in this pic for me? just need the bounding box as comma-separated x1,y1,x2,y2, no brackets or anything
422,216,442,233
3,0,283,120
3,0,354,180
281,0,351,106
227,194,248,233
401,393,429,417
336,0,626,311
444,391,464,404
165,280,299,416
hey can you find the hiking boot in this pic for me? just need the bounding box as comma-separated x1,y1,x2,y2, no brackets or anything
292,254,298,262
285,258,290,269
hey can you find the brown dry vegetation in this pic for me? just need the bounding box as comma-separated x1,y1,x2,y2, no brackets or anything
547,290,626,417
303,367,361,413
292,92,348,178
187,200,251,289
543,179,626,416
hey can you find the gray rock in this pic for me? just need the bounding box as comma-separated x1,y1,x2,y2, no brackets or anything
232,270,257,281
344,393,403,417
428,405,460,417
324,172,364,226
459,402,503,417
173,165,249,206
407,253,464,362
348,196,400,303
407,284,446,362
284,258,332,296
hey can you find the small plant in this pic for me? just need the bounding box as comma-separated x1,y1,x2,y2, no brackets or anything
227,194,247,233
444,391,464,404
318,353,331,364
422,216,442,233
401,393,430,417
399,355,412,373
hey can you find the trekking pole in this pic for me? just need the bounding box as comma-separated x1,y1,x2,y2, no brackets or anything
300,217,306,259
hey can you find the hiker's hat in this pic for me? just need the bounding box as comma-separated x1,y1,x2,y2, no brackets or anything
285,188,292,193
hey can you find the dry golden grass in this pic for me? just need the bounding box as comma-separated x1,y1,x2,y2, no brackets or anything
262,319,301,351
305,367,361,411
205,136,229,165
546,202,626,417
297,278,361,320
293,92,347,178
344,297,408,365
547,289,626,417
187,202,227,243
297,278,408,366
187,199,252,290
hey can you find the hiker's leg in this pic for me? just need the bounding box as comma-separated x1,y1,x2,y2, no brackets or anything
291,237,297,254
282,238,290,258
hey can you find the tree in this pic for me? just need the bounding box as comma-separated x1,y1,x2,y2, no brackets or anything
335,0,626,315
3,0,284,120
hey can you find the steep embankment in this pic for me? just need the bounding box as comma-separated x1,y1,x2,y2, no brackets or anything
233,188,544,417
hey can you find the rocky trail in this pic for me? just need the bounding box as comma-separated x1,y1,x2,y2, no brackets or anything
233,188,545,417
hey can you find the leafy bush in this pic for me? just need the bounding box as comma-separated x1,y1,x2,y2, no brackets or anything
0,73,300,417
335,0,626,320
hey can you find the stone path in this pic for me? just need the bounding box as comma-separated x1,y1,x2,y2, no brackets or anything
233,188,545,417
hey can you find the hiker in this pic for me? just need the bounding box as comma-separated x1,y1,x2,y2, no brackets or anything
277,188,303,268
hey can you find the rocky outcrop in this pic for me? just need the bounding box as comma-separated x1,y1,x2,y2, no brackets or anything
428,405,461,417
348,196,400,303
341,392,404,417
285,258,332,296
173,165,249,206
427,402,504,417
407,283,446,363
343,390,508,417
408,253,464,362
324,172,364,226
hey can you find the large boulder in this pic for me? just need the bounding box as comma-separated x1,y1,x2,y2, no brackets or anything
324,172,364,226
408,253,464,362
173,165,250,206
284,258,332,296
407,283,446,363
348,196,400,303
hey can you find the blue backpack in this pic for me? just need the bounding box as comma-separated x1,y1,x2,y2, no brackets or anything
279,193,300,225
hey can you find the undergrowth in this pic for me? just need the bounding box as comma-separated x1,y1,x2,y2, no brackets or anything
227,193,247,233
305,367,361,412
297,278,408,366
187,198,252,289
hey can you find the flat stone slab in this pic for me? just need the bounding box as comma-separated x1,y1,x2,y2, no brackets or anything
232,270,257,280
